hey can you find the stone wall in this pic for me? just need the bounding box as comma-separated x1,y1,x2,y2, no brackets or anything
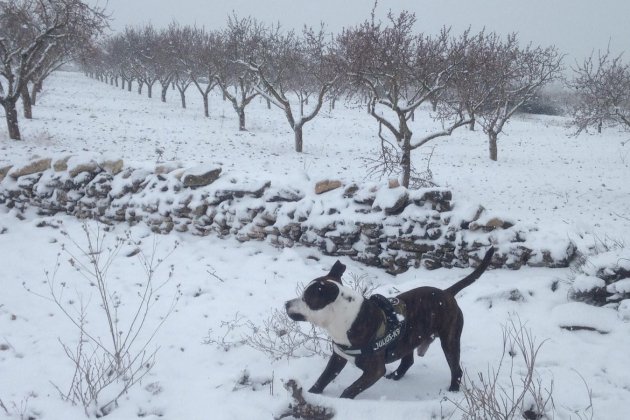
0,156,576,273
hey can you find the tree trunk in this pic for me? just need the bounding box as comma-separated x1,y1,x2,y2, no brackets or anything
3,100,21,140
147,83,153,98
179,90,186,109
266,98,271,109
21,85,33,119
203,94,209,117
401,135,411,188
128,80,133,92
161,84,168,102
31,80,42,106
138,82,143,94
597,120,602,134
238,107,246,131
469,118,476,131
294,124,304,153
489,132,498,161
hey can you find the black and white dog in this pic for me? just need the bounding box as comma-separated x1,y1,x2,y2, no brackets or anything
285,247,495,399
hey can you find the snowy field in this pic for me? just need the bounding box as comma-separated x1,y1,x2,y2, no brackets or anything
1,71,629,419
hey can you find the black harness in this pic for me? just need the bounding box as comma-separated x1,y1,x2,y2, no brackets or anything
334,294,406,359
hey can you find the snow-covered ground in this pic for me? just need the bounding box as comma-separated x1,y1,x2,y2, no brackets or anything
1,71,629,419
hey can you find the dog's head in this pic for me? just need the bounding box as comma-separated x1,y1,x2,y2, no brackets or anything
285,260,362,334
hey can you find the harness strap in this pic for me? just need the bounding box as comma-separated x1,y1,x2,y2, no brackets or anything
334,294,406,357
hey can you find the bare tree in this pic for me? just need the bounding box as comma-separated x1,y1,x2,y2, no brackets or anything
0,0,106,140
246,25,339,152
570,48,630,134
124,25,163,98
215,15,264,131
338,11,471,187
103,34,135,91
447,29,500,132
25,9,106,112
167,23,196,109
473,34,563,161
189,28,221,117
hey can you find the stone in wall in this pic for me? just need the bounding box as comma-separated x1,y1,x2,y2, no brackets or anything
315,180,342,194
182,165,222,188
0,165,12,183
9,158,51,179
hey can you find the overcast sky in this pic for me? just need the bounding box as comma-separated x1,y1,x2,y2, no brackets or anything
98,0,629,62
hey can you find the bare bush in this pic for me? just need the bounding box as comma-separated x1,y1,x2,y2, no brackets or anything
345,271,378,297
29,223,180,417
364,135,438,188
447,316,553,420
203,312,247,352
204,309,328,360
245,309,328,360
0,392,38,420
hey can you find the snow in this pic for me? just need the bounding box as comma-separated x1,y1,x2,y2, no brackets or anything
572,274,605,292
372,186,407,210
551,302,618,333
1,71,630,419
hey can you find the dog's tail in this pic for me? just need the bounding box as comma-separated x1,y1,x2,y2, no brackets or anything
446,247,495,296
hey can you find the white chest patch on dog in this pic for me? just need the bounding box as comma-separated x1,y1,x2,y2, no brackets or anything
321,288,363,345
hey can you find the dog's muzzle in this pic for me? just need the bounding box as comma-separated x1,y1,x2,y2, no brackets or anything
285,300,306,321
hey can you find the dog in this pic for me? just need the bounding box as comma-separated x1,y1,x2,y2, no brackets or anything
285,247,495,399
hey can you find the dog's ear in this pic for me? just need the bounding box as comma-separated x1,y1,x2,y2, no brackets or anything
327,260,346,283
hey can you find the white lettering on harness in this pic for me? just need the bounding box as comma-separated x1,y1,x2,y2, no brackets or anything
373,325,402,351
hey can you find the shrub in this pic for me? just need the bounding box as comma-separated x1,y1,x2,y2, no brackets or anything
31,223,180,417
447,316,553,420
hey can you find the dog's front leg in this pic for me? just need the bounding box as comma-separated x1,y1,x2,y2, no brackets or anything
309,353,347,394
339,362,386,399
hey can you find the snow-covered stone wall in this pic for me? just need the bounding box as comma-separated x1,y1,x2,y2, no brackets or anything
0,156,577,273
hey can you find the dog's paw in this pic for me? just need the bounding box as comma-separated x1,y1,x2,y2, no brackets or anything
308,386,323,394
339,390,356,399
385,371,403,381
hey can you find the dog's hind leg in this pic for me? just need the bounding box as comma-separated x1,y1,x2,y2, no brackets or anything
440,313,464,391
386,353,414,380
441,338,463,391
